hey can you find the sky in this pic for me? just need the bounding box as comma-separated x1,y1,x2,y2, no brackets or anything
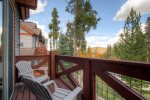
0,0,150,47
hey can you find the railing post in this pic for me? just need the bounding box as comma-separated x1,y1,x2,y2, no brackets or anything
83,59,92,100
92,72,96,100
49,51,58,79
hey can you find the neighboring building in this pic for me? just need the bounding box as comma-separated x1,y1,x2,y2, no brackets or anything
20,21,43,55
44,38,49,50
34,36,48,55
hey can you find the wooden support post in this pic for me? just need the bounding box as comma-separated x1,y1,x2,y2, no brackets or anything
91,72,96,100
49,51,57,79
83,59,92,100
48,54,51,77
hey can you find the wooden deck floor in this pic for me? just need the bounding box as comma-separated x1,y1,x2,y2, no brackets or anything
11,79,71,100
11,84,37,100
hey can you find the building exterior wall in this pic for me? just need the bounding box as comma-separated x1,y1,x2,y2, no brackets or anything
36,37,39,47
32,36,37,48
20,35,33,48
20,35,35,55
20,28,26,33
20,29,41,55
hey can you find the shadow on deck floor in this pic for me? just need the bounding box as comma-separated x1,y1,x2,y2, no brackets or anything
11,79,71,100
11,84,37,100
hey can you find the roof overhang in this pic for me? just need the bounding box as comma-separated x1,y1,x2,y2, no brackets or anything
19,6,29,20
15,0,37,10
15,0,37,20
20,24,34,35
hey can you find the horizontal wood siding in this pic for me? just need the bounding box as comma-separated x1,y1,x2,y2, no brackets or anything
20,35,32,48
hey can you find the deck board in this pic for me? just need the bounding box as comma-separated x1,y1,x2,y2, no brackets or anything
29,91,37,100
12,85,37,100
16,86,24,100
12,80,71,100
11,86,19,100
22,87,30,100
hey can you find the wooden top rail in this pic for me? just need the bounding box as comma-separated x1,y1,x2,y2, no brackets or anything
56,55,150,100
15,53,150,100
56,55,150,81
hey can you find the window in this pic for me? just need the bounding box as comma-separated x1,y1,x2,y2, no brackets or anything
19,43,24,47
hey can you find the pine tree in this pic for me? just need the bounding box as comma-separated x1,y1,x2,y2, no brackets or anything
145,17,150,62
66,22,76,56
66,23,74,56
66,0,100,56
113,8,148,95
103,45,112,59
49,34,53,50
58,33,72,55
112,43,121,59
114,8,146,61
49,8,60,50
58,21,74,56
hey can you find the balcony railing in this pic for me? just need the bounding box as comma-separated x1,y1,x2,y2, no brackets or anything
15,51,150,100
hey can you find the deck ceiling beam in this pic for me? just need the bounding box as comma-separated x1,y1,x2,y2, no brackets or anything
20,6,29,20
25,8,29,19
20,6,26,20
15,0,37,10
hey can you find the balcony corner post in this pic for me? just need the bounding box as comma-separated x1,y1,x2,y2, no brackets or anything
83,59,92,100
49,51,58,79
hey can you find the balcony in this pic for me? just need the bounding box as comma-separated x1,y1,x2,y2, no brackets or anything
12,51,150,100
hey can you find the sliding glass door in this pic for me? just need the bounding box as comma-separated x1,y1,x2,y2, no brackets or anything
2,0,15,99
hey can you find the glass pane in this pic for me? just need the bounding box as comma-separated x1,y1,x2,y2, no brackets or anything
8,2,14,98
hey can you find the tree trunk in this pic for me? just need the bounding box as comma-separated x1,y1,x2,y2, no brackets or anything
73,32,77,56
50,38,52,51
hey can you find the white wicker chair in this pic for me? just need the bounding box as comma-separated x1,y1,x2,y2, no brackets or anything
16,61,48,83
22,78,82,100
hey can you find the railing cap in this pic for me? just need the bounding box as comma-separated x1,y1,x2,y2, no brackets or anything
49,51,58,55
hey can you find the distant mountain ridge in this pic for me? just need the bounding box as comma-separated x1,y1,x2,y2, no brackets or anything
91,47,106,54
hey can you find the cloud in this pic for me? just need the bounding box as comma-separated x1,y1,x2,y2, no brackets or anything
86,35,116,47
86,36,110,47
86,22,147,48
32,21,48,38
114,0,150,21
30,0,47,15
86,30,122,47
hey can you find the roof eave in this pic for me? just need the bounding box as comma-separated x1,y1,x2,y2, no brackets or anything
15,0,37,10
15,0,37,20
